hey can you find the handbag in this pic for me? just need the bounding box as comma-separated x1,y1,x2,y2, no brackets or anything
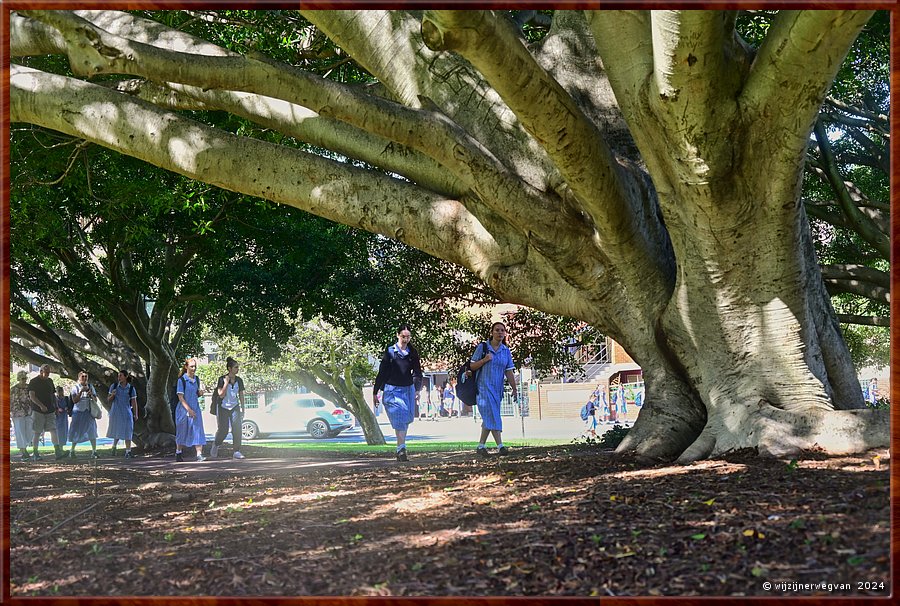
90,399,102,420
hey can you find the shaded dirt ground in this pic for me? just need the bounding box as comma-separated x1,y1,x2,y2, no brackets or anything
8,444,891,597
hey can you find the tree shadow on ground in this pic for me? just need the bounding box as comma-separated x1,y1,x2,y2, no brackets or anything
9,446,890,597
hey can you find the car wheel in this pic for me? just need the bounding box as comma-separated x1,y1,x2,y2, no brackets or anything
241,420,260,440
308,419,330,439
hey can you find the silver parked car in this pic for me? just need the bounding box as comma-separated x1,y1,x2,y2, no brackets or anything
241,393,355,440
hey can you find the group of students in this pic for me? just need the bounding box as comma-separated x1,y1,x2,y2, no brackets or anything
374,322,519,461
9,357,247,463
9,365,138,460
170,356,246,462
404,380,464,420
581,381,644,436
12,322,520,464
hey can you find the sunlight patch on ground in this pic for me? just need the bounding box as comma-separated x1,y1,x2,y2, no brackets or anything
607,460,748,480
206,489,358,513
390,491,454,514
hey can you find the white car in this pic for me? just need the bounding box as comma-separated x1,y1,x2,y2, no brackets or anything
241,393,355,440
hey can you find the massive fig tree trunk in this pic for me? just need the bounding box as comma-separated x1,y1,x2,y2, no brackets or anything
8,9,888,462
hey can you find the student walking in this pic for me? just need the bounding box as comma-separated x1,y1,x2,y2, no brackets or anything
582,394,599,437
68,371,99,459
175,358,206,462
468,322,519,457
373,325,423,462
442,381,456,417
107,370,138,458
210,357,246,460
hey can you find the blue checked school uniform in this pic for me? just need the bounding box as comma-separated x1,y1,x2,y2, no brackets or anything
175,375,206,447
383,384,417,432
375,345,422,432
474,342,515,431
107,382,137,440
68,384,98,444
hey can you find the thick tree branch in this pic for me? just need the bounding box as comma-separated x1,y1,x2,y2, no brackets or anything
10,318,116,381
20,9,617,293
420,10,636,244
824,96,888,134
805,200,889,237
587,11,653,123
17,12,552,264
10,293,83,372
10,340,64,372
165,84,469,199
823,279,889,304
836,314,889,328
820,263,889,290
648,11,742,116
12,65,523,277
813,119,890,258
741,10,874,158
304,10,561,195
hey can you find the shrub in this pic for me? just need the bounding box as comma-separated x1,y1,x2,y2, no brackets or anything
572,424,630,450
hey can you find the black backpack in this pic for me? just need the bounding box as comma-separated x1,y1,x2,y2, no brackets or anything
455,342,487,407
210,375,226,415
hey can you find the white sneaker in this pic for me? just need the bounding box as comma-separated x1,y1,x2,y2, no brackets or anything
233,451,245,460
210,444,219,458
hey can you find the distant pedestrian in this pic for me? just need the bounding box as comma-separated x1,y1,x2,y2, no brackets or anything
599,391,610,423
175,358,206,462
442,381,456,417
608,381,619,425
29,364,64,460
68,370,99,459
373,325,423,462
55,385,71,453
582,394,598,437
866,378,879,406
634,384,644,409
10,370,34,461
107,370,138,458
617,383,627,425
211,357,246,460
469,322,519,457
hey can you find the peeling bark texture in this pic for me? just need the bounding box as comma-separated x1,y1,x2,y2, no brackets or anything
10,9,886,462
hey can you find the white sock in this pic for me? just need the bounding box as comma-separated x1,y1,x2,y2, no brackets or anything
175,450,182,454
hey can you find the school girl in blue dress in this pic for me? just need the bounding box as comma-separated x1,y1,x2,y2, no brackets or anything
68,370,99,458
468,322,519,457
175,358,207,462
107,370,138,458
373,325,423,462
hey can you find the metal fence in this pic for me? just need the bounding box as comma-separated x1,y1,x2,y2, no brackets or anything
473,380,531,419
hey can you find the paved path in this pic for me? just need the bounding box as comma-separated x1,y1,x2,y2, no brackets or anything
13,416,610,481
